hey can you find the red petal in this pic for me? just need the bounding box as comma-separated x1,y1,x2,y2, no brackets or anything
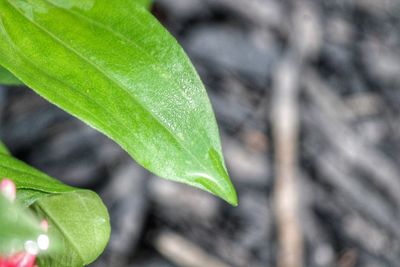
5,253,36,267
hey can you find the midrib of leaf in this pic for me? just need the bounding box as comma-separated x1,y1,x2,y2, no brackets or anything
43,0,193,104
5,1,219,183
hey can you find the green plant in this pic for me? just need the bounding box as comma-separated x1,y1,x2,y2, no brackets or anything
0,0,237,266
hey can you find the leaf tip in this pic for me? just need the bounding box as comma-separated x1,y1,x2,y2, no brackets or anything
192,169,238,207
223,186,238,207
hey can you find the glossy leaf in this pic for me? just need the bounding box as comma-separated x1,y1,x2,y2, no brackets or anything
0,65,22,85
0,0,237,205
0,152,110,266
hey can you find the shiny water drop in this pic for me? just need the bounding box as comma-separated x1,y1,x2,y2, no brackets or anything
37,234,50,251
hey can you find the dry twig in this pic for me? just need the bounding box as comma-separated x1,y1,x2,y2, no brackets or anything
271,1,322,267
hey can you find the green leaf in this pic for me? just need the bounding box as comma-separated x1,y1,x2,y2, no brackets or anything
0,0,237,205
0,193,43,254
0,65,22,85
35,191,110,267
0,152,110,266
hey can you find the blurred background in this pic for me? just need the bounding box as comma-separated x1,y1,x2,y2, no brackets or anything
1,0,400,266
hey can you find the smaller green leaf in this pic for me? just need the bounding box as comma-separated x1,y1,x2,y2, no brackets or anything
0,148,110,266
0,193,43,254
0,65,22,85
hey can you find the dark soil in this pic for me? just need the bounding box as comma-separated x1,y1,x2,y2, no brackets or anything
1,0,400,266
